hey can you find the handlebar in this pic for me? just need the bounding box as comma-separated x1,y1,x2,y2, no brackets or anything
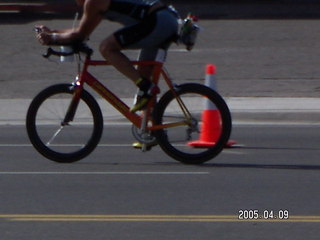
34,27,93,59
42,42,93,59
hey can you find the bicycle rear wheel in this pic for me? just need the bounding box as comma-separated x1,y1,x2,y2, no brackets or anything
26,84,103,163
153,83,232,164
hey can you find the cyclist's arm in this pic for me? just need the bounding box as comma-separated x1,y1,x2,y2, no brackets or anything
37,0,109,45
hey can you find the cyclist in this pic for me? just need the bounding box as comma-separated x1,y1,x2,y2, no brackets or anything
35,0,179,113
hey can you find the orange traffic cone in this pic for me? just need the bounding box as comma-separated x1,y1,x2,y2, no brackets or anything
188,64,236,148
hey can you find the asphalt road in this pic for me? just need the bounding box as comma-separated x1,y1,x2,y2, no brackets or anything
0,123,320,239
1,19,320,98
1,15,320,239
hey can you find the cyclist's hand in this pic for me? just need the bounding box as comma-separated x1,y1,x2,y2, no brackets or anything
36,32,52,45
34,25,51,33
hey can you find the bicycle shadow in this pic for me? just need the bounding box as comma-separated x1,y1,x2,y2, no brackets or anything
76,144,320,171
199,144,320,171
76,159,320,171
202,162,320,171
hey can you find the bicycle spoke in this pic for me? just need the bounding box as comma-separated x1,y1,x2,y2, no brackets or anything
153,83,231,164
26,84,103,162
46,125,64,146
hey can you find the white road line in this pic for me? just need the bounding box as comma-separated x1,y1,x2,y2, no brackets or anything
0,143,132,147
0,172,209,175
233,121,320,126
0,143,207,147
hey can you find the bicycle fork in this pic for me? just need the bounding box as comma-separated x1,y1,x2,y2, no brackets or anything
62,77,83,125
46,84,82,147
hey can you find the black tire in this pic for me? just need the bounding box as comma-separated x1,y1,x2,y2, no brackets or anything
26,84,103,163
153,83,232,164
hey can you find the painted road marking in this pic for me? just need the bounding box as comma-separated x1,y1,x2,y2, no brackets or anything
0,214,320,223
0,144,135,147
0,172,209,175
1,121,320,126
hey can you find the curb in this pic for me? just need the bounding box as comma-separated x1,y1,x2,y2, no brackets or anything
1,98,319,125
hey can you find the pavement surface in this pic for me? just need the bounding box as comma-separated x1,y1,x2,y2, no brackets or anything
1,124,320,240
1,13,320,240
0,17,320,123
2,19,320,98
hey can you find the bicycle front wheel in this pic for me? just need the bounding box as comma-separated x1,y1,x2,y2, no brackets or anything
153,83,232,164
26,84,103,163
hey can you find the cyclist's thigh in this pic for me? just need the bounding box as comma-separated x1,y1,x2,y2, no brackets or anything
114,9,178,50
132,9,178,49
114,9,178,77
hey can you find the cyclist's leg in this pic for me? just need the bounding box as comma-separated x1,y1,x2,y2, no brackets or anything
127,10,178,146
101,8,178,112
128,11,178,112
99,20,159,112
99,10,159,85
132,40,176,148
100,36,141,84
132,47,174,149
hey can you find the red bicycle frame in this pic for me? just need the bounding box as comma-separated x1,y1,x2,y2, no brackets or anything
70,56,182,130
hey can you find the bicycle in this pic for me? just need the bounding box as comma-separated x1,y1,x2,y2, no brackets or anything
26,42,232,164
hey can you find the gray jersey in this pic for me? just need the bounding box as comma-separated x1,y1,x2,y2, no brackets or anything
104,0,159,25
